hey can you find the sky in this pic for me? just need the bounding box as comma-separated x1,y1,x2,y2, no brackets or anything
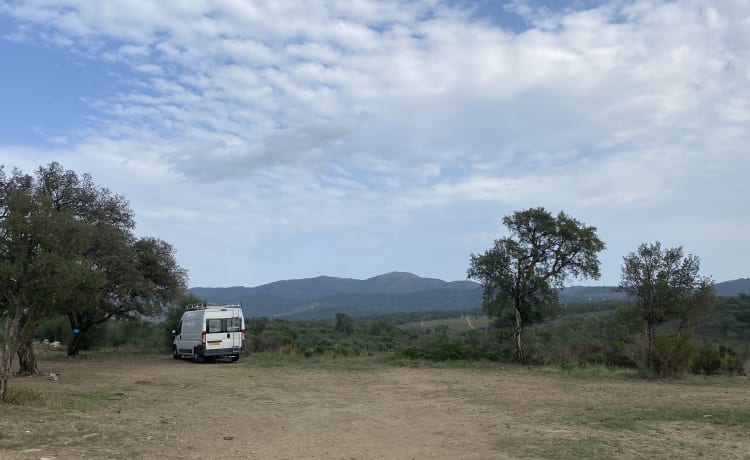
0,0,748,288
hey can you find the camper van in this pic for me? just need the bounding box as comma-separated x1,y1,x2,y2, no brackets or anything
172,304,245,362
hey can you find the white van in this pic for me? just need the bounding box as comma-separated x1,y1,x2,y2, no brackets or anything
172,304,245,362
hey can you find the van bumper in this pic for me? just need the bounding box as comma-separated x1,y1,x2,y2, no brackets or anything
202,346,243,357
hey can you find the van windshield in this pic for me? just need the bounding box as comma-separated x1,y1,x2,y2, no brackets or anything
206,318,242,333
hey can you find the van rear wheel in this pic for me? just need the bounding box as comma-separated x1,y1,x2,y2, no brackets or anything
193,348,204,363
173,347,180,360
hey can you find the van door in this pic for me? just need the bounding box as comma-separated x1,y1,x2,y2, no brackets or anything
205,315,228,354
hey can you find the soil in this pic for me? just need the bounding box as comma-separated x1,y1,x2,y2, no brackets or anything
1,355,749,459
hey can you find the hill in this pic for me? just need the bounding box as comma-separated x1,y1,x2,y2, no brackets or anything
189,272,481,319
189,274,750,319
715,278,750,296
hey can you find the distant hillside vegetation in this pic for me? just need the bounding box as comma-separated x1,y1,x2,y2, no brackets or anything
189,273,749,319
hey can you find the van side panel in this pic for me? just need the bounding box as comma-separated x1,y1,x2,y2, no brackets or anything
176,310,203,355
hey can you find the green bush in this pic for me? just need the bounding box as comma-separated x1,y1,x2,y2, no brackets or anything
692,345,723,375
249,330,292,353
634,332,698,378
692,344,747,376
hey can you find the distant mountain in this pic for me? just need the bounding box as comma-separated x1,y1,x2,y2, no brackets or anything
237,271,479,299
715,278,750,296
189,274,750,320
559,279,750,301
189,272,481,319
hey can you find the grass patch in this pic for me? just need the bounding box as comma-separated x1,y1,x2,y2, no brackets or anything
531,364,640,381
569,404,750,431
509,435,628,459
385,356,511,370
3,386,45,405
247,351,517,371
38,385,134,413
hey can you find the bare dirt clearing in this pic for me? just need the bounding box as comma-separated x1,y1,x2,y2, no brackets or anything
1,354,749,459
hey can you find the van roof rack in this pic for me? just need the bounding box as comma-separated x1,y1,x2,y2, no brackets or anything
186,303,243,311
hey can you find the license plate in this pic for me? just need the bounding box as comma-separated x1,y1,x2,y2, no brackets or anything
208,341,222,346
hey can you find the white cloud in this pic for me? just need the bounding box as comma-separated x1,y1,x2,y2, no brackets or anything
1,0,748,286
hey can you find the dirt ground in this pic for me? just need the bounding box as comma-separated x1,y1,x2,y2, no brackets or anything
1,354,749,459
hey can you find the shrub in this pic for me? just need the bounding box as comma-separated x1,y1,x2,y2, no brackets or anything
250,330,291,353
692,345,723,375
692,344,747,376
651,332,698,378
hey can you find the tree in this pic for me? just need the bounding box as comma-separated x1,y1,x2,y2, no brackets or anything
65,234,187,356
11,162,135,365
619,242,714,377
1,163,188,401
24,163,187,356
334,312,354,336
468,207,605,363
0,166,99,400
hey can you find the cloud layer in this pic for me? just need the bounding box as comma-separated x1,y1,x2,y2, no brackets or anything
1,0,748,286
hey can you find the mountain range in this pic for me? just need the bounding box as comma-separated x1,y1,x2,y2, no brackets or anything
188,272,750,320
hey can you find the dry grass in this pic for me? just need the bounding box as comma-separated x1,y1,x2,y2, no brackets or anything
1,352,749,459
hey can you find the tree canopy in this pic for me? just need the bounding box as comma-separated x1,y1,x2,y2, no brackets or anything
619,242,714,377
468,207,605,363
0,163,187,400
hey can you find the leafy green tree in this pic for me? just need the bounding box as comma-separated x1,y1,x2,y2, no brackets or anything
11,162,136,365
66,234,187,355
1,162,188,393
619,242,714,377
0,166,101,400
34,163,187,356
334,312,354,336
468,207,605,363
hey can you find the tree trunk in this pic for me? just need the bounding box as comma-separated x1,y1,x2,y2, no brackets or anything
16,337,41,376
0,340,13,402
67,330,86,356
1,309,22,402
646,320,656,376
513,305,524,364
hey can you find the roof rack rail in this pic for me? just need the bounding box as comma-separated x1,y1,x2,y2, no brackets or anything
185,303,243,311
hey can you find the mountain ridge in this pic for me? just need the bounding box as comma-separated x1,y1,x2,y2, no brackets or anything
189,273,750,319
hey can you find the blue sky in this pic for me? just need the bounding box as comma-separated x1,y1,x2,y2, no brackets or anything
1,0,748,288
